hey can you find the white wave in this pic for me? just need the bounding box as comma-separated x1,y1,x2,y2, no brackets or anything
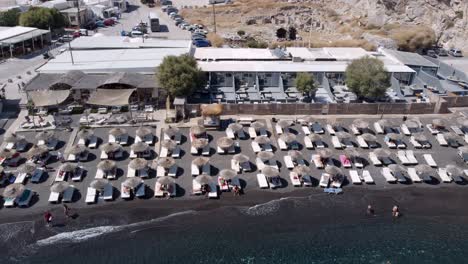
36,210,196,246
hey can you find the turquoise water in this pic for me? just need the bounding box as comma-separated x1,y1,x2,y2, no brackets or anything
2,197,468,264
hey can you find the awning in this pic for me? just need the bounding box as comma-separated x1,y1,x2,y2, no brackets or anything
28,90,70,107
87,89,135,106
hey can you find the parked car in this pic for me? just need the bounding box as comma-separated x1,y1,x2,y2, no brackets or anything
426,50,437,58
194,29,208,35
131,30,144,37
175,20,184,26
449,48,463,57
192,35,206,41
111,106,122,113
437,49,448,56
166,7,177,14
193,39,211,47
161,0,172,5
144,105,154,112
130,104,139,111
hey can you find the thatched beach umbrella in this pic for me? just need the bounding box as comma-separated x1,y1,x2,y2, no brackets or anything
109,128,127,137
330,119,344,129
129,158,148,170
50,182,69,193
67,144,88,155
233,154,249,163
136,126,152,137
262,166,279,177
457,118,468,129
77,129,94,140
192,157,209,167
446,164,463,177
90,179,109,190
5,133,25,143
278,120,293,128
280,132,296,143
254,136,270,145
288,150,303,160
257,151,274,161
251,121,265,131
35,131,55,141
156,157,175,169
97,160,116,171
388,164,406,173
413,133,427,142
131,142,149,153
304,116,316,124
353,119,369,129
164,127,180,137
201,104,223,116
161,139,177,150
228,123,243,132
191,138,209,149
317,149,332,159
18,163,36,175
60,163,77,172
190,125,206,136
219,169,237,180
25,145,47,159
377,119,393,129
415,164,433,176
374,149,391,159
293,165,311,176
217,137,234,150
443,132,459,141
459,146,468,154
100,142,121,153
157,176,175,185
123,177,142,189
308,133,322,142
195,174,212,185
345,148,360,158
0,149,17,159
432,119,445,128
361,133,376,142
325,166,342,176
386,133,402,141
3,183,25,199
405,120,419,129
336,131,351,139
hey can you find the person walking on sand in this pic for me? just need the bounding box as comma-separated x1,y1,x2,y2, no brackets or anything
63,204,71,219
367,205,375,216
44,211,53,227
392,205,400,218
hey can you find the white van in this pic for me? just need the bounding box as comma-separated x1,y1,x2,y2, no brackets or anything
449,48,463,57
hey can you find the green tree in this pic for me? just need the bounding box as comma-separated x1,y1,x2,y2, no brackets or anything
295,73,317,97
157,54,205,97
276,28,286,39
288,26,297,40
19,7,67,30
345,56,390,100
0,8,21,27
246,37,268,48
237,30,245,37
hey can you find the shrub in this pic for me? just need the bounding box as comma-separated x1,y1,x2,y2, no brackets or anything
390,26,436,52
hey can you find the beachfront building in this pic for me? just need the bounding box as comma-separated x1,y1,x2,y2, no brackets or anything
0,26,51,59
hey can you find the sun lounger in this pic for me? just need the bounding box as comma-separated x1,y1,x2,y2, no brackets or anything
5,142,14,150
156,166,166,177
284,156,295,169
257,173,269,188
410,136,422,148
268,176,282,189
385,138,397,149
311,122,324,134
72,167,84,181
135,183,146,198
202,145,210,156
259,128,268,137
368,152,382,166
127,167,136,178
349,170,361,184
464,135,468,144
155,182,165,197
405,150,418,164
191,163,200,176
382,167,397,183
108,135,116,143
315,140,325,149
202,164,211,175
373,122,384,134
251,142,261,153
302,137,314,150
85,187,97,204
172,146,181,158
48,191,60,203
226,128,235,139
393,171,407,183
100,150,109,160
62,186,75,202
275,124,283,135
3,196,15,207
407,168,421,183
103,184,113,201
356,136,368,148
311,154,324,169
301,126,311,135
30,168,44,183
451,126,464,136
129,150,137,159
159,147,169,158
459,151,468,164
397,150,411,165
278,139,288,150
289,172,302,187
256,157,265,171
325,124,335,135
168,165,177,177
218,177,230,191
17,189,33,207
207,183,218,198
319,173,330,187
438,168,453,183
426,124,439,135
135,135,143,143
331,178,343,188
423,154,437,167
121,182,132,199
324,188,342,194
119,135,129,146
436,134,448,146
231,159,240,173
14,172,27,184
350,124,360,135
331,136,343,149
190,146,199,155
361,170,373,184
400,124,411,136
16,141,28,152
340,155,352,168
55,170,66,182
248,127,257,139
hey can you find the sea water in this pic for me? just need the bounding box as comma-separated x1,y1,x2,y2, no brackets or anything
1,196,468,264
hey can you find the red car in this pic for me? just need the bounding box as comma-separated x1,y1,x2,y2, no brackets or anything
104,19,114,26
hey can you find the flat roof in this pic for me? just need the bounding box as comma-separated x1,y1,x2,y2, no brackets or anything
286,47,370,61
0,26,37,41
37,48,189,74
70,36,191,49
194,48,286,60
380,48,437,68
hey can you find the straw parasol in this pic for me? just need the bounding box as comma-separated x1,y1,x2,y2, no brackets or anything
100,142,121,153
388,164,406,173
35,131,55,141
304,116,315,123
344,148,360,158
251,121,265,131
386,133,402,141
361,133,376,142
413,133,427,142
336,131,351,139
161,139,177,150
325,166,342,176
195,174,212,185
405,120,419,129
131,142,149,153
157,176,175,185
308,133,322,142
217,137,234,150
262,166,279,177
278,120,293,128
257,151,274,161
164,127,180,137
457,117,468,128
374,149,391,159
66,144,88,155
353,119,369,129
156,157,175,169
254,136,270,145
18,163,36,175
415,164,433,175
443,132,458,141
60,163,77,172
3,183,25,199
280,132,296,143
459,146,468,154
233,154,249,163
192,157,209,167
25,145,47,159
432,119,445,128
377,119,393,128
190,125,206,136
228,123,243,132
129,158,148,170
4,133,25,143
136,126,152,137
0,149,17,159
191,138,209,149
201,104,223,116
288,150,303,160
97,160,116,171
330,119,344,129
123,177,142,189
293,165,311,176
77,129,94,140
90,179,109,190
219,169,237,179
446,164,463,177
109,128,127,137
50,182,70,193
317,149,332,159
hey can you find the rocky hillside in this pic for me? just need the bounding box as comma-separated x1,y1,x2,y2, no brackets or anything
181,0,468,51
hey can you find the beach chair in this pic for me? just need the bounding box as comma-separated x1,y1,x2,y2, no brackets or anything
362,170,374,184
373,122,384,134
202,145,210,156
340,155,352,168
108,135,116,143
410,136,423,148
423,154,437,167
121,182,132,199
15,173,27,184
465,134,468,144
324,188,343,194
67,153,77,162
407,168,422,183
319,173,330,188
172,146,181,158
159,147,168,158
451,126,464,136
240,161,252,172
353,157,364,169
301,126,311,135
144,135,154,145
384,137,397,149
311,122,324,134
350,125,360,135
157,166,166,177
119,135,129,146
381,168,397,183
275,124,283,135
192,179,203,195
304,136,314,149
397,151,411,165
268,176,282,189
103,184,113,201
55,170,66,182
400,124,411,136
174,133,182,145
62,186,75,203
405,150,418,165
326,124,335,135
190,146,199,155
284,156,295,169
459,150,468,164
349,170,361,184
191,163,200,176
256,158,265,171
436,134,448,146
48,191,60,203
136,183,146,198
30,168,44,183
251,142,261,153
311,154,324,169
168,165,177,177
85,187,97,204
258,128,267,137
17,189,33,207
331,136,343,149
129,150,137,159
231,159,240,173
248,127,257,139
135,135,143,143
16,141,28,152
154,182,165,197
257,173,269,188
100,151,109,160
426,124,439,135
277,139,288,150
72,167,84,181
289,172,302,187
127,167,136,178
218,177,230,191
3,196,16,207
356,136,368,148
438,168,453,183
226,128,235,139
368,152,382,166
315,140,325,149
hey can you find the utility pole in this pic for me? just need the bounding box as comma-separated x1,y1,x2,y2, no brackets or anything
68,41,75,64
212,4,217,34
76,0,81,28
